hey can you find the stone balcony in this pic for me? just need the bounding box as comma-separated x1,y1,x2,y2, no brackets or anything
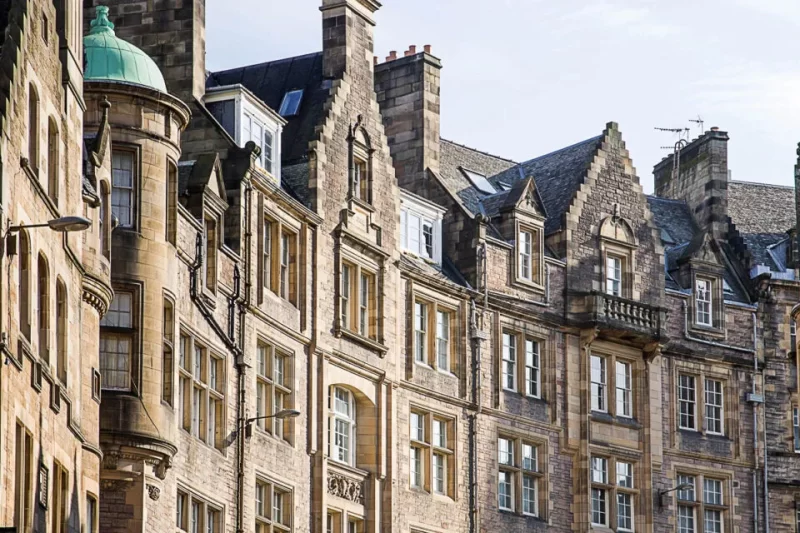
570,291,667,345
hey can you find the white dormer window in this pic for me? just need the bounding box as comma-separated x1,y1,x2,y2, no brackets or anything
695,278,713,327
400,191,445,264
203,85,283,183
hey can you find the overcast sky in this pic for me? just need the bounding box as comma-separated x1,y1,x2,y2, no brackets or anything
207,0,800,193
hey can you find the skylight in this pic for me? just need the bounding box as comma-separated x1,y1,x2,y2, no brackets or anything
278,89,304,117
461,168,496,194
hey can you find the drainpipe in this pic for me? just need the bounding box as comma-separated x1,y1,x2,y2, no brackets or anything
751,312,759,533
235,181,253,533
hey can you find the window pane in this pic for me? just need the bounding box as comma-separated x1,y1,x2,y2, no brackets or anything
433,453,445,494
678,505,695,533
617,492,633,531
590,355,606,411
498,471,513,510
522,475,537,515
615,361,632,417
498,438,513,466
502,333,516,391
525,339,539,397
705,379,724,434
414,302,427,363
703,478,723,505
410,412,424,442
677,475,696,501
591,457,607,484
678,374,697,429
522,443,537,471
617,462,633,488
433,419,447,448
591,488,607,525
410,447,422,487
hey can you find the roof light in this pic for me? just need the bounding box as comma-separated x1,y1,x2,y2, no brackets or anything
279,89,304,117
461,168,496,194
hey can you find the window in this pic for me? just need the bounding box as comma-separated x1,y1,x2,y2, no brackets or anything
678,374,697,430
111,149,136,228
606,255,622,296
163,297,175,406
255,341,293,443
330,386,356,466
177,332,225,449
279,231,296,303
176,490,222,533
56,280,67,383
255,478,292,532
348,517,364,533
414,302,427,364
100,181,111,258
19,231,31,340
461,168,495,194
412,298,455,373
615,361,632,418
38,254,49,362
28,84,39,172
436,310,451,371
591,355,607,412
47,118,59,204
591,456,635,530
100,291,135,391
676,474,728,533
167,161,178,245
260,217,299,305
408,410,455,496
263,218,272,294
497,435,544,516
400,207,440,262
204,217,218,292
518,229,533,281
525,339,540,398
340,262,377,340
278,89,303,117
51,463,68,533
353,157,369,203
695,278,713,327
794,407,800,453
14,423,33,532
502,333,517,392
501,331,544,396
242,113,277,174
704,379,724,434
86,494,98,533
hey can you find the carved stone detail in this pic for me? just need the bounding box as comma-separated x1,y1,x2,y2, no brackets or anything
147,484,161,501
327,470,364,504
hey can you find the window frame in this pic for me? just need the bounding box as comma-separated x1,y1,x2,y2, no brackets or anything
675,472,730,533
329,386,357,467
255,476,293,533
794,406,800,453
677,371,727,436
110,145,139,230
177,330,226,451
695,278,713,327
400,193,445,264
500,328,545,399
590,350,637,420
339,261,378,342
411,296,457,375
408,408,456,498
176,488,224,533
255,340,294,444
605,254,624,297
590,455,637,531
162,295,175,407
515,222,544,287
100,288,138,392
497,433,546,518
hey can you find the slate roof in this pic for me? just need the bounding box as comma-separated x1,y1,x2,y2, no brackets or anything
728,180,795,234
281,162,311,208
439,139,517,216
646,196,698,246
491,136,602,235
207,52,327,167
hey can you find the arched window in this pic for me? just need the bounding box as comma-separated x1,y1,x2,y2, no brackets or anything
18,232,31,340
47,118,59,204
37,254,49,362
56,279,67,383
166,160,177,245
28,85,39,173
329,386,357,466
349,127,372,204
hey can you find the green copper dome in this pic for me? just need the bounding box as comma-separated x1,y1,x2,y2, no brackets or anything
83,6,167,92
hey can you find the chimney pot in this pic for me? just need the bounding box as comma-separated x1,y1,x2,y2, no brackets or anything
424,45,431,54
409,45,417,54
710,127,719,132
374,56,378,65
388,50,397,61
404,49,412,57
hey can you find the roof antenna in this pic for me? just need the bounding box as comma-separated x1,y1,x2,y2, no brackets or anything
655,126,690,181
689,116,704,135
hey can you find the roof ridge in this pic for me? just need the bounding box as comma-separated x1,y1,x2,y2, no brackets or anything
441,138,517,164
209,51,324,78
729,179,794,190
519,135,603,166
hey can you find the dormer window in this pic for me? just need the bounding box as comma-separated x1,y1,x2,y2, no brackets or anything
515,223,543,286
243,113,276,174
278,90,303,117
695,278,713,327
400,195,444,264
518,230,533,281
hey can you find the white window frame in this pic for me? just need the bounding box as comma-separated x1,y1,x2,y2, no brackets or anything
590,355,607,412
606,255,622,297
704,378,724,435
695,278,713,327
400,191,444,264
678,374,697,430
524,339,540,398
330,387,357,466
502,333,517,392
111,148,136,229
518,229,533,281
615,361,632,418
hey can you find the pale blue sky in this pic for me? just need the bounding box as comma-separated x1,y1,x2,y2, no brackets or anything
207,0,800,193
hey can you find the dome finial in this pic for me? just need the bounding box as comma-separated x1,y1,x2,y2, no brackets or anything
90,6,115,35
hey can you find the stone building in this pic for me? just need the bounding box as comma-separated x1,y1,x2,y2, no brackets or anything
2,0,800,532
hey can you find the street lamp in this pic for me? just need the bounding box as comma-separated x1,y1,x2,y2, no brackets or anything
239,409,301,438
8,216,92,234
658,482,693,508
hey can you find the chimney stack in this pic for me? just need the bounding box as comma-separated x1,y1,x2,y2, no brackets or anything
321,0,382,79
375,45,442,192
653,129,731,239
